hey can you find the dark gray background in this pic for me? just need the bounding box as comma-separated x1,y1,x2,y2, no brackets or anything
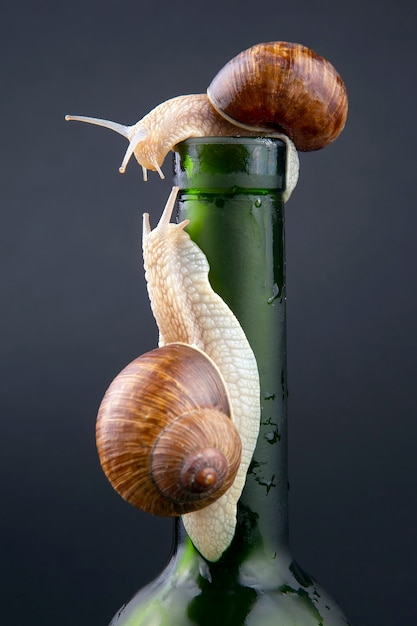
1,0,416,624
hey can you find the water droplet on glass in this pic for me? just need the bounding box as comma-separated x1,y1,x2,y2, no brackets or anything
267,283,280,304
264,430,281,444
255,197,262,207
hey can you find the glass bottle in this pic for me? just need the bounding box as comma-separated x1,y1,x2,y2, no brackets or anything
110,137,351,626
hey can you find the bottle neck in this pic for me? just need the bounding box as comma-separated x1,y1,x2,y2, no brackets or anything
174,138,289,565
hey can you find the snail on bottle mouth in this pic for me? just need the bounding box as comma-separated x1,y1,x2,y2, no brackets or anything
66,41,348,202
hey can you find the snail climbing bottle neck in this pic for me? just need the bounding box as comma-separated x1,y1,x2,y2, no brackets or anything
174,137,289,566
110,138,351,625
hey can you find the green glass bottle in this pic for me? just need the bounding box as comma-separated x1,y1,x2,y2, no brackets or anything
110,138,351,626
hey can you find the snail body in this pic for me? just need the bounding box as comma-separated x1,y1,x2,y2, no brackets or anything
66,94,239,179
97,187,261,561
65,93,299,203
65,41,348,200
142,186,261,561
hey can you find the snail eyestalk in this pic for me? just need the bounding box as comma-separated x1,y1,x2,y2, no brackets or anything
65,114,151,177
118,126,148,174
65,114,132,139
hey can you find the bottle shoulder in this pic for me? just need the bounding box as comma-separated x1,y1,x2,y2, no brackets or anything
110,545,351,626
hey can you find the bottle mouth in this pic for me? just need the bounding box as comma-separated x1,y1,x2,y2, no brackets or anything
174,137,288,193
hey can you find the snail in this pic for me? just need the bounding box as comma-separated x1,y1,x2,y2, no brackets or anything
65,41,348,202
96,186,261,562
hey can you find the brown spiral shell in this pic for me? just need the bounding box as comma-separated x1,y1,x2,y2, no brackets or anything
207,41,348,151
96,342,242,516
